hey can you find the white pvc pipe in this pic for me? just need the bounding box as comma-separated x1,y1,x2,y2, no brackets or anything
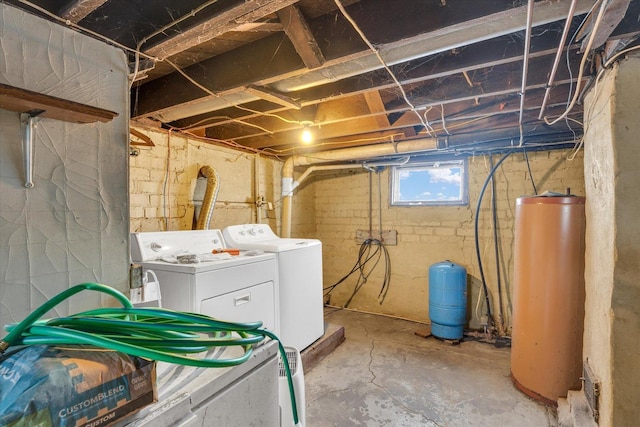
255,153,261,224
294,164,360,189
281,137,437,237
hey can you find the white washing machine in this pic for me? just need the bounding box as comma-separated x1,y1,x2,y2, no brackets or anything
223,224,324,350
130,230,279,334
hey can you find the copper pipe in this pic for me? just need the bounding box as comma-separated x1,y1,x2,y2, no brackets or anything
518,0,535,146
538,0,579,120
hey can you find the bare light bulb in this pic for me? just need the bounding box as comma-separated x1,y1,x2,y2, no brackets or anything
301,127,313,144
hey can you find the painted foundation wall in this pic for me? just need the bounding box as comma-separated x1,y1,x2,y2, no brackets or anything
129,127,281,233
0,4,130,329
129,138,585,333
306,151,585,330
583,53,640,427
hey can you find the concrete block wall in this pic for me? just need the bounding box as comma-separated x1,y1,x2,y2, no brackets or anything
128,127,585,333
129,127,281,234
291,170,319,237
305,149,585,329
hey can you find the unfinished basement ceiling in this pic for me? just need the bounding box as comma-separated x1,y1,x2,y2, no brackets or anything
5,0,640,157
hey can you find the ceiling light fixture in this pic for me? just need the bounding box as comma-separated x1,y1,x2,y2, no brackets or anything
300,124,313,144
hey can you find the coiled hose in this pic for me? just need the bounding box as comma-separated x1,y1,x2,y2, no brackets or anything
0,282,299,425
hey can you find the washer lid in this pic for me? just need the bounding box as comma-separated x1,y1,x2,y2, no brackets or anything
227,238,321,252
223,224,321,252
131,230,226,262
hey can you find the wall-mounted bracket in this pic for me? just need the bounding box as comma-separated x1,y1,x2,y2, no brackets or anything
0,82,118,189
20,111,43,189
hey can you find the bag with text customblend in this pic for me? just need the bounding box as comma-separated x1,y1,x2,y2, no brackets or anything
0,345,156,427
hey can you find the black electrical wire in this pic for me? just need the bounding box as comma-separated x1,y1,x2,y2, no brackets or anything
324,168,391,307
489,156,505,333
523,149,538,195
323,238,391,307
344,239,390,307
322,240,381,297
474,152,512,329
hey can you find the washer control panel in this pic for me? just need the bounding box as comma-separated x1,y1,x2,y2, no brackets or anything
223,224,278,245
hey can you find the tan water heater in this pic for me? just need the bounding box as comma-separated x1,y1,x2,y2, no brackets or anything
511,194,586,404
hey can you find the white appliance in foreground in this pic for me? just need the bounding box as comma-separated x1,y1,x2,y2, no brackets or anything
130,230,279,334
223,224,324,350
280,347,306,427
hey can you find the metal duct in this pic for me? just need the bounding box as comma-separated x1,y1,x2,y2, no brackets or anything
194,165,220,230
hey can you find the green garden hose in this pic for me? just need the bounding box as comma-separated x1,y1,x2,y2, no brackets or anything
0,282,299,425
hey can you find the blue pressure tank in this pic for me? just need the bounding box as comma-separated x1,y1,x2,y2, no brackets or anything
429,261,467,340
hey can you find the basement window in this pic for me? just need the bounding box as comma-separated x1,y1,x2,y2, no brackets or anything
391,159,468,206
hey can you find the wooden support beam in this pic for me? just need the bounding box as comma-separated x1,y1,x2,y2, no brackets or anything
135,7,586,120
577,0,631,51
214,82,581,149
130,128,155,147
246,85,302,109
59,0,109,24
173,43,583,138
276,4,325,69
234,22,284,33
363,91,391,128
170,34,573,131
143,0,298,60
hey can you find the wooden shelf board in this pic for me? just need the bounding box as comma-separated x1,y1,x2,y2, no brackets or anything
0,82,118,123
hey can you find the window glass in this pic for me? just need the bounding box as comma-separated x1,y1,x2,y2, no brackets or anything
391,159,468,206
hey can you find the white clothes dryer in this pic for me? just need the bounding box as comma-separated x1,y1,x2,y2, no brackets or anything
223,224,324,350
130,230,279,334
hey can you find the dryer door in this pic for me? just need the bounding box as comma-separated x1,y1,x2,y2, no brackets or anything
201,281,276,333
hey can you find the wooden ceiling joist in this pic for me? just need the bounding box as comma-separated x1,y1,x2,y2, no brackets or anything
276,4,326,69
59,0,109,24
167,25,578,131
363,91,391,128
143,0,299,60
245,85,302,110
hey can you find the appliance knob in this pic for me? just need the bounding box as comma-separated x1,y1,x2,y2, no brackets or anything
150,242,163,252
248,229,257,236
258,228,264,234
239,231,245,236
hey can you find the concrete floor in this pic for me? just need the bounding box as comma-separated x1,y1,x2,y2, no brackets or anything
304,308,557,427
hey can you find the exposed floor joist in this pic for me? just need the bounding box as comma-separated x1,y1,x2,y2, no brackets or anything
10,0,640,155
277,4,326,69
133,0,595,121
59,0,108,24
142,0,299,60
